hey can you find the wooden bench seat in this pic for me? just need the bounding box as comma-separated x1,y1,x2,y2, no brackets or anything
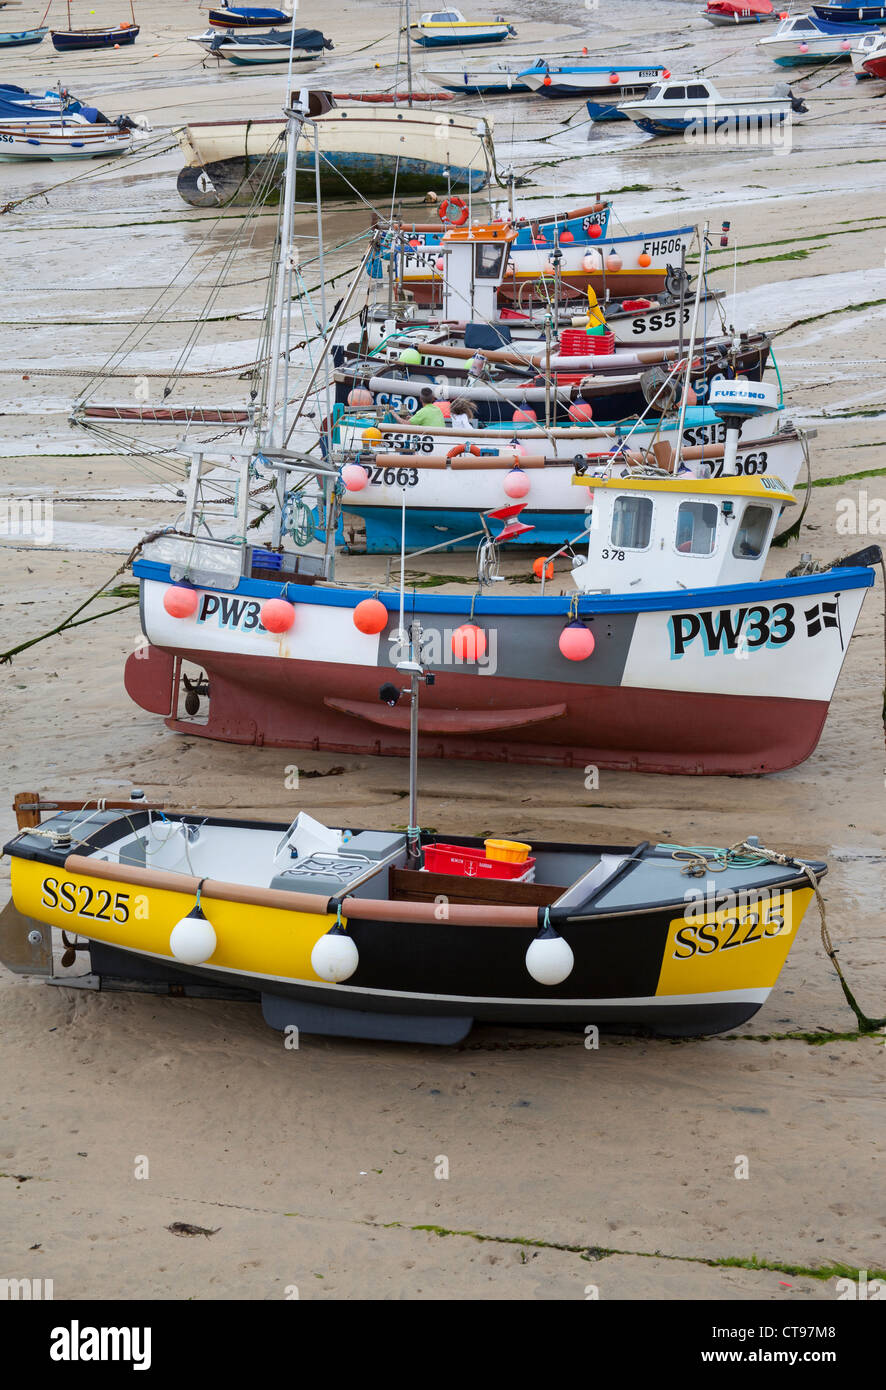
389,867,563,909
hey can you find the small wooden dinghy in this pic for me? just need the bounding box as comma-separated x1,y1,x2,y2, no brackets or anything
206,4,293,26
2,800,825,1042
0,116,132,158
49,0,138,50
0,25,47,45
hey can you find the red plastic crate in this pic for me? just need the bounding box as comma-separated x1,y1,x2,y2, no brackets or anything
559,328,616,357
423,843,535,880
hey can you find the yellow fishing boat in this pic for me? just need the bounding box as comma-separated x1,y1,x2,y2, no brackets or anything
2,793,823,1044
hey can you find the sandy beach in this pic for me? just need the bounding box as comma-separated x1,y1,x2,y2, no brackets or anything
0,0,884,1302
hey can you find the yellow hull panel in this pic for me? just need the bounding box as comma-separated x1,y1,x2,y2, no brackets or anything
656,888,812,997
10,858,337,984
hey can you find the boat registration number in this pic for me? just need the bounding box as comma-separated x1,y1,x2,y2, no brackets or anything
40,876,131,923
672,902,788,959
368,465,420,487
640,236,685,257
630,307,691,334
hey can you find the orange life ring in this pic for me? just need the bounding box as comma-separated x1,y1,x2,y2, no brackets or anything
447,445,464,460
438,196,469,227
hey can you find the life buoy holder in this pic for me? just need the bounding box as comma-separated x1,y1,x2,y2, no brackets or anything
438,196,469,227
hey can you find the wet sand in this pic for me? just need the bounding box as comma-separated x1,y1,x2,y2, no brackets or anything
1,0,885,1300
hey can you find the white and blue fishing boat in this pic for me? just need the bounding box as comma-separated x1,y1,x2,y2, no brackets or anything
757,12,879,63
0,25,47,45
618,76,806,135
410,8,516,46
812,2,886,21
423,57,532,92
521,61,669,119
207,4,292,26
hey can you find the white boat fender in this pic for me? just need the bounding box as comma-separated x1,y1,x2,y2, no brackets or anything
311,911,359,983
169,884,217,965
525,910,574,986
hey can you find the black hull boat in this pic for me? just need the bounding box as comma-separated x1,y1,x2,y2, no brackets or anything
3,801,825,1044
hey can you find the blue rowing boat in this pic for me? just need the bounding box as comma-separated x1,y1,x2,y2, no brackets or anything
207,6,292,26
0,26,47,46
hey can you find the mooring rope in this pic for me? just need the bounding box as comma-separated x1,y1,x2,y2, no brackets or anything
668,840,886,1034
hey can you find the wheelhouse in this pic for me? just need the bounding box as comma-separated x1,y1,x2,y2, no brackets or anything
568,473,794,593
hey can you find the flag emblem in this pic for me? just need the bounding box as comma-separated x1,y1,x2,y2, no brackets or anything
804,601,840,639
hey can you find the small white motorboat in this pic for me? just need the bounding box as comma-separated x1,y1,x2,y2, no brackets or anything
618,76,806,136
757,12,879,65
410,8,516,47
851,29,886,74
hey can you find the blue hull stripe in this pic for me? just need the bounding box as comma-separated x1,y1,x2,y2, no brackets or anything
134,558,875,616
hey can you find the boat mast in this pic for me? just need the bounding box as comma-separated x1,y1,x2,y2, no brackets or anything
673,221,708,471
263,102,302,455
404,0,414,108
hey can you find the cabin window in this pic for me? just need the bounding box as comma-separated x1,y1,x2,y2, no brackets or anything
475,243,506,279
686,84,710,100
675,501,718,555
663,86,686,99
611,495,653,550
644,84,661,99
732,504,773,559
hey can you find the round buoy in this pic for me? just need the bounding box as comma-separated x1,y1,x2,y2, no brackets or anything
588,223,603,240
662,68,671,80
163,585,199,619
558,620,595,661
799,40,808,52
353,598,388,634
311,924,359,983
170,903,216,965
608,72,620,85
525,921,574,985
435,257,445,272
361,426,383,446
505,258,516,276
437,399,451,419
451,624,487,662
559,228,574,243
533,556,554,581
582,250,602,272
606,253,623,273
341,463,369,492
260,598,296,634
568,401,594,424
347,387,374,409
512,406,537,423
637,252,652,268
504,467,530,498
398,347,422,365
543,75,552,86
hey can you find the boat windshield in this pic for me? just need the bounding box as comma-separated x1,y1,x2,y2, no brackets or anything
644,84,661,99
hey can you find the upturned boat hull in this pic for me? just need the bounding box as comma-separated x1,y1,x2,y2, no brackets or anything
175,110,493,205
125,562,875,775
